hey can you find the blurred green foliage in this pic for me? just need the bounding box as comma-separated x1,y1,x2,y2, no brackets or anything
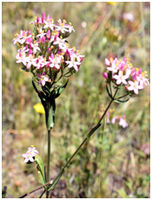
2,2,150,198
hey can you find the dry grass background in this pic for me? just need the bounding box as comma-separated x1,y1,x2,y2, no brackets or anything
2,2,150,198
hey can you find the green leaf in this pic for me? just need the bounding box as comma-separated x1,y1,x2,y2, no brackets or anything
35,154,47,189
46,96,56,129
55,80,69,98
114,98,129,103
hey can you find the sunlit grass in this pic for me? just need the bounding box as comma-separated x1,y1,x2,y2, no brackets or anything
2,2,150,198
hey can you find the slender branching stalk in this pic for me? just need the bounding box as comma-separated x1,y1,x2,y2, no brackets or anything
46,129,51,198
20,88,118,198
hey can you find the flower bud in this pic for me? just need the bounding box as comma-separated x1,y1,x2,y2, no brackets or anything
46,30,50,39
37,17,41,24
42,12,45,23
103,72,108,79
41,36,45,43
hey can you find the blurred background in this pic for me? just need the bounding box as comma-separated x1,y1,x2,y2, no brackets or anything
2,2,150,198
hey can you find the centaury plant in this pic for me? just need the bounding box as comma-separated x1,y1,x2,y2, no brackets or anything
10,12,149,198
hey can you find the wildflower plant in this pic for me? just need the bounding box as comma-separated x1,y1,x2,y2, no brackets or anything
12,12,149,198
13,12,84,198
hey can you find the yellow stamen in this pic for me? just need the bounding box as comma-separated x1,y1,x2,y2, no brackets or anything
73,46,76,51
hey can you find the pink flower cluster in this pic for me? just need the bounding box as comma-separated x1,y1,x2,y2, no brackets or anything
107,112,128,128
22,146,38,163
104,57,149,95
13,13,85,86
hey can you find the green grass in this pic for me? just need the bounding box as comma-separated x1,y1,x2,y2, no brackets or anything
2,2,150,198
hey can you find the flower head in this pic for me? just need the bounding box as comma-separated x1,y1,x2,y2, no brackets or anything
22,145,38,163
104,56,149,95
13,13,85,86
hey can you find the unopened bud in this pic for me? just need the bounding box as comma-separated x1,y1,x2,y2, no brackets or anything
103,72,108,79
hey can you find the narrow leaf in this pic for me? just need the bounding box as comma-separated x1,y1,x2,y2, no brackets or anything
35,154,47,189
55,80,69,98
47,98,56,129
114,98,129,103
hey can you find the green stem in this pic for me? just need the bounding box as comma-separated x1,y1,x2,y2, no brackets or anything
46,129,51,198
99,119,106,197
118,93,129,100
19,89,118,198
97,88,118,125
48,89,118,191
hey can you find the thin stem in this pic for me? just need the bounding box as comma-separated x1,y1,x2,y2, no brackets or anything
46,129,51,198
118,93,129,100
99,119,106,197
39,189,46,198
48,91,118,192
97,88,118,126
19,89,118,198
109,82,112,97
19,182,51,198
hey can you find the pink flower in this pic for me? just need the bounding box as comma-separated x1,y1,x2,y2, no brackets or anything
53,38,67,52
104,58,110,65
137,72,150,88
17,30,30,44
65,54,81,71
76,54,85,63
22,145,38,163
123,12,134,22
44,17,55,30
16,50,29,66
112,116,119,124
26,54,34,69
32,56,48,69
67,24,75,33
37,72,49,86
106,58,119,73
55,19,69,33
22,152,35,163
49,31,59,43
119,116,128,128
48,53,61,69
127,80,143,94
113,71,129,85
26,37,33,44
31,41,41,54
36,28,46,38
27,146,39,156
12,35,20,46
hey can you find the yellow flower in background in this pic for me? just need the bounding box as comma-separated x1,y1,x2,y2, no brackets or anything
107,2,116,5
33,103,45,114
